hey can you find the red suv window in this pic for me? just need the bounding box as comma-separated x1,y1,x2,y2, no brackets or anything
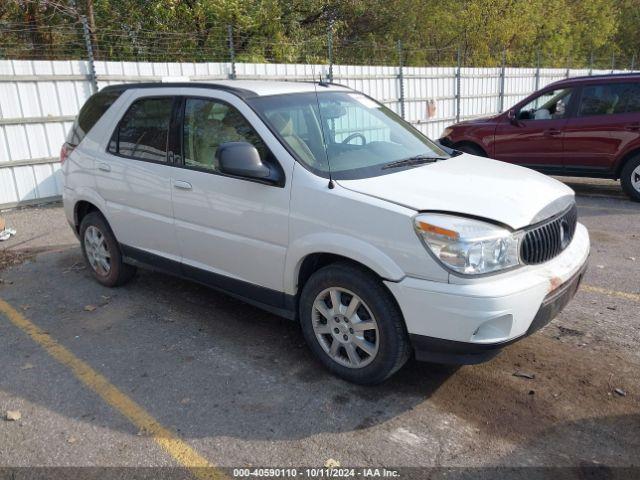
578,83,640,117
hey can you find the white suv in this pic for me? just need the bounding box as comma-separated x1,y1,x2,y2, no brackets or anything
62,81,590,384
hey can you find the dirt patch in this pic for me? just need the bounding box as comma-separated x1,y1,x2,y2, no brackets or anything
0,249,35,271
589,230,619,244
426,333,639,445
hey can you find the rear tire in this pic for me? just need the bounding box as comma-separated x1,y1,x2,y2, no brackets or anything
299,262,410,384
620,154,640,202
454,143,486,157
79,212,136,287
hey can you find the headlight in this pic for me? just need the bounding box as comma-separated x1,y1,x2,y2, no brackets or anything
414,213,521,275
439,127,453,139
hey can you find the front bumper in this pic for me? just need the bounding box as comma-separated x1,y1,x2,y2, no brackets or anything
385,223,590,364
408,262,586,364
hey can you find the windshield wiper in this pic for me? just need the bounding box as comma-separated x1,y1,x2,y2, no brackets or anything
381,155,446,170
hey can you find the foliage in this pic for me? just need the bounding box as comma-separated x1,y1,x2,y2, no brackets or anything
0,0,634,68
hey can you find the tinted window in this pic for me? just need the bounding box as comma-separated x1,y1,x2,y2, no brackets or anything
579,83,640,116
517,88,572,120
183,98,268,172
109,97,174,162
66,90,123,146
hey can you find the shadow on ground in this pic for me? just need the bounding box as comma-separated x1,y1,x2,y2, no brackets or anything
0,247,458,441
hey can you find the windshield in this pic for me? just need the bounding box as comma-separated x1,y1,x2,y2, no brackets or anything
247,91,449,179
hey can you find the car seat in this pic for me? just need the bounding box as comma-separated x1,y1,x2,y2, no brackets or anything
267,112,317,165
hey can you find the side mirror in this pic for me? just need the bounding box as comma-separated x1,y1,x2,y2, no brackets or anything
507,109,519,125
217,142,270,179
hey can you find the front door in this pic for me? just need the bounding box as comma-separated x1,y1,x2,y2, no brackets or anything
95,92,180,263
493,87,574,171
170,92,293,301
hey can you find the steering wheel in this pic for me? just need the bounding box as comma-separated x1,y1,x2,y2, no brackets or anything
342,132,366,145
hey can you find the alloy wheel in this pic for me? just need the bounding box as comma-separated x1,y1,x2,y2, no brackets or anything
84,225,111,276
311,287,379,368
632,165,640,193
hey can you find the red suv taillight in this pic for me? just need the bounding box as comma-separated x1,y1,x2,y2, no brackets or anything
60,142,75,165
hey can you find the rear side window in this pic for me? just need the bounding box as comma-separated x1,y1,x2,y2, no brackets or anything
108,97,174,162
578,83,640,116
66,90,123,146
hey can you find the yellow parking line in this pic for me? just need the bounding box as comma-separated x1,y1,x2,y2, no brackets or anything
0,298,227,480
582,284,640,303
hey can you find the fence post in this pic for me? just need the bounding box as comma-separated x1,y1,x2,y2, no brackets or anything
455,47,461,123
80,15,98,94
611,52,615,73
498,49,506,113
631,53,636,72
397,40,405,119
565,56,571,78
534,50,540,92
327,20,334,83
227,25,236,80
589,51,594,76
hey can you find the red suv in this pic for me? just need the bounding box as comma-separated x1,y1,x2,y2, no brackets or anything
439,74,640,201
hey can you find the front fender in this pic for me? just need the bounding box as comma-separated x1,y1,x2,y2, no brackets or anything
284,232,406,295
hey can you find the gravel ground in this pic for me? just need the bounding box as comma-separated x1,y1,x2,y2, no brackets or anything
0,178,638,478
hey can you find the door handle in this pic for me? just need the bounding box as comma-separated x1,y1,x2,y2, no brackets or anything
173,180,192,190
624,123,640,131
97,162,111,172
544,128,562,137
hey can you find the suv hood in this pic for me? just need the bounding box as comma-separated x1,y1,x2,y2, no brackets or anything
336,154,575,230
454,113,501,126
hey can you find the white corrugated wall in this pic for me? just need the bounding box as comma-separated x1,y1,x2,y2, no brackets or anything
0,59,631,208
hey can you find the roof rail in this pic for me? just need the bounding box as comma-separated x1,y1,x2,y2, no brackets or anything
553,72,640,82
100,82,258,99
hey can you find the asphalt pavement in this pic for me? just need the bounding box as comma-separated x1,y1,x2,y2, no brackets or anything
0,177,638,478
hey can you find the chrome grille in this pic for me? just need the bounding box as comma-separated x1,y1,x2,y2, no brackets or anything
520,204,578,265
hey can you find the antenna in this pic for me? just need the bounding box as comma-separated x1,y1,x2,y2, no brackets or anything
312,66,334,188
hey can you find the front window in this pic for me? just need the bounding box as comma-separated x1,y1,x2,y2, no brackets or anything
182,98,269,173
517,88,573,121
248,91,449,179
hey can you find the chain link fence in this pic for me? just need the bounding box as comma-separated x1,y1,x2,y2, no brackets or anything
1,19,637,70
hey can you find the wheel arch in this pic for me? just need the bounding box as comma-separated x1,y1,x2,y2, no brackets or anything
614,147,640,178
68,188,109,234
297,253,383,295
285,234,406,297
293,252,407,329
74,200,102,233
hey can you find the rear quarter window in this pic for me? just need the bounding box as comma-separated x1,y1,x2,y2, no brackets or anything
66,90,123,146
107,97,174,163
578,82,640,116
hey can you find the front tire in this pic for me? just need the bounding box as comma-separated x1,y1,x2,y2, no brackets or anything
299,263,410,384
79,212,136,287
621,154,640,202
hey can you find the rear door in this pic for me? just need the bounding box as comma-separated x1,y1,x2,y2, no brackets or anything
493,87,574,171
94,90,180,262
170,90,294,299
563,82,640,175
